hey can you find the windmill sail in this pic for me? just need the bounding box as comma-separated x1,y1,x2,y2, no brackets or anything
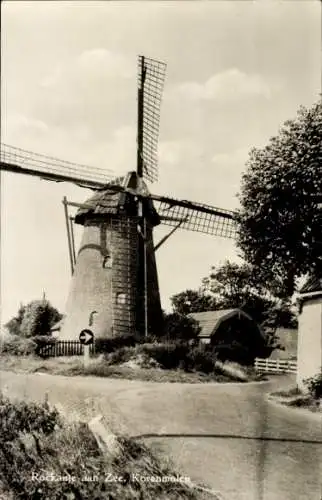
0,143,114,189
137,56,166,183
151,194,237,238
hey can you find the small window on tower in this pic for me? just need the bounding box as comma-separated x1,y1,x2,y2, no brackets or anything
103,255,112,269
116,293,127,305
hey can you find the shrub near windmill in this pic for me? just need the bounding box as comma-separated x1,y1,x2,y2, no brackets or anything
1,56,237,341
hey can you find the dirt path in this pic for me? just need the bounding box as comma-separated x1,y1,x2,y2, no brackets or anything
1,371,321,500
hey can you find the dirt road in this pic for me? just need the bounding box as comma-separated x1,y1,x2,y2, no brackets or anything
1,371,321,500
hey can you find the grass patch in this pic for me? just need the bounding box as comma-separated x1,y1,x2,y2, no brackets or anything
271,386,302,398
65,363,234,383
269,386,321,413
286,395,316,408
1,353,265,384
0,354,84,374
0,394,213,499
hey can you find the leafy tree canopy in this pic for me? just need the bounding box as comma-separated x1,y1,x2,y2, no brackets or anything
170,261,297,353
170,289,216,316
237,101,322,296
4,303,25,337
202,261,296,329
5,299,62,338
163,312,201,342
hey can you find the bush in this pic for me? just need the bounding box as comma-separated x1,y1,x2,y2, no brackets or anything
214,341,256,366
95,338,219,375
105,346,136,365
1,335,37,356
137,342,189,370
305,372,322,399
1,335,58,357
32,335,57,356
0,394,61,442
184,344,217,374
136,342,218,374
95,333,138,354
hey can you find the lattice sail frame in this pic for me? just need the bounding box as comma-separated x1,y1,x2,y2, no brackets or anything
0,143,114,188
138,56,167,183
1,142,237,238
154,197,237,239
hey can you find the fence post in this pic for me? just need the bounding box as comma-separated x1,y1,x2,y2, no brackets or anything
83,345,90,368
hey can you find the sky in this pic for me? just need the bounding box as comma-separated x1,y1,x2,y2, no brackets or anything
1,0,321,324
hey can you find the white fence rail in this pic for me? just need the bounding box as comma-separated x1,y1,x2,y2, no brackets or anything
255,358,297,374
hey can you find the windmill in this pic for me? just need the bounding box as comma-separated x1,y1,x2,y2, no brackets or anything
0,55,237,341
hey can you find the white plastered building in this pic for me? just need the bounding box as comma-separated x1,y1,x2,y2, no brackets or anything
297,275,322,391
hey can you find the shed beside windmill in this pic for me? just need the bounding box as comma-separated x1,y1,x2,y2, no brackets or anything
189,309,266,365
297,274,322,390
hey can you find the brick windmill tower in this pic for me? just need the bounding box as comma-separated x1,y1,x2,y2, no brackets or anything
60,57,166,340
1,55,237,341
60,171,163,340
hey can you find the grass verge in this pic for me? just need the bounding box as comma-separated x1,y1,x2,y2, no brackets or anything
269,386,321,413
0,354,266,384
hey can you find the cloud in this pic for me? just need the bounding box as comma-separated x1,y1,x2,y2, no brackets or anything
40,49,134,88
2,109,136,178
159,140,201,167
76,49,134,78
211,147,251,173
40,66,63,88
172,68,279,102
4,113,49,139
81,125,136,174
33,49,136,136
156,140,252,212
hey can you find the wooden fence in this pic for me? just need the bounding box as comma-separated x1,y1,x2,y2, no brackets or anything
254,357,297,374
38,340,95,358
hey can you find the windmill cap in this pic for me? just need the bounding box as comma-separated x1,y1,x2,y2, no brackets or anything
75,173,160,226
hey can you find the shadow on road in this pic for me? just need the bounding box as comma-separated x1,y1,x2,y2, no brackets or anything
133,433,322,444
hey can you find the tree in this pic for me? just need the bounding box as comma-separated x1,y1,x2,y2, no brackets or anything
4,303,26,336
237,101,322,297
5,299,62,337
169,261,297,353
202,261,296,329
163,312,201,342
202,261,256,307
171,289,217,316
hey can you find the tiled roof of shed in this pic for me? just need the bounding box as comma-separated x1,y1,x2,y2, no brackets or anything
189,309,253,338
